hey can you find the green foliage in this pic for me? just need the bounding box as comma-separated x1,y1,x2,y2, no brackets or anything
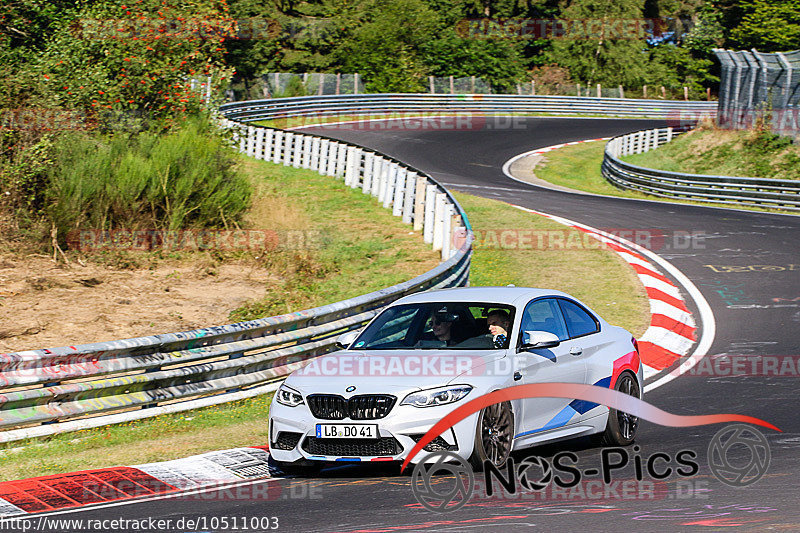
421,32,527,92
0,131,55,219
645,44,718,98
43,119,252,243
682,4,726,57
545,0,652,87
729,0,800,52
31,0,234,127
334,0,439,92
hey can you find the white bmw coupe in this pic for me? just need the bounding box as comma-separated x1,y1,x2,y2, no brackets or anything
268,286,643,473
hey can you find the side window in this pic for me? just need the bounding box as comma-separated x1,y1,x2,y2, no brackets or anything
519,298,569,341
558,299,599,338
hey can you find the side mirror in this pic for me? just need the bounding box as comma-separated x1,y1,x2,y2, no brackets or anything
520,330,561,350
336,330,361,350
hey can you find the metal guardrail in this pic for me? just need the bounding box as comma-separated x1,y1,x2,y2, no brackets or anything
219,93,718,122
602,128,800,211
0,115,474,442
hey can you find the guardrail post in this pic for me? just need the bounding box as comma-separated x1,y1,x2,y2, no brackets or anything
344,146,355,186
246,126,256,157
292,134,303,168
643,129,651,153
264,129,274,161
666,127,673,143
413,176,426,231
301,135,312,168
336,143,347,179
317,138,329,174
310,137,320,170
273,130,284,163
345,147,362,187
371,156,384,197
392,168,407,216
635,131,644,154
383,163,399,208
402,172,417,224
284,132,295,166
362,152,374,193
451,212,462,255
441,204,452,260
433,193,445,250
254,127,264,159
326,142,338,176
353,147,364,187
651,129,658,151
376,157,388,200
423,184,436,243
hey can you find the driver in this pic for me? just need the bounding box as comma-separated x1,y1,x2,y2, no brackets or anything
431,312,458,345
417,308,466,347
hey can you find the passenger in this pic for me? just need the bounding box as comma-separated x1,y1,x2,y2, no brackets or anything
487,309,511,348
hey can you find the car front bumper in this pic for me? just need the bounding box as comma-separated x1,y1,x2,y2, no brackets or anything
268,398,479,465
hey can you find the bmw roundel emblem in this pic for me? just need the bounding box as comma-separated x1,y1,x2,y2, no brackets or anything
345,386,356,393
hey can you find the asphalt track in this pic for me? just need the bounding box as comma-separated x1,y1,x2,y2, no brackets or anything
34,118,800,532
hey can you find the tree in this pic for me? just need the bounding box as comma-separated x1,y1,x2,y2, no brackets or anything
545,0,652,88
729,0,800,52
34,0,236,128
334,0,439,92
421,31,527,92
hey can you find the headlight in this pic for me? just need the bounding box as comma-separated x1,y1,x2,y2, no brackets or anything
275,384,304,407
401,385,473,408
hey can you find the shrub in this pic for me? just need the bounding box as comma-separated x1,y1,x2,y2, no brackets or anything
43,118,251,244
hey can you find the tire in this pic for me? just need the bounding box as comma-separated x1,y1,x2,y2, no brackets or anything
468,401,514,471
269,456,323,477
599,371,640,447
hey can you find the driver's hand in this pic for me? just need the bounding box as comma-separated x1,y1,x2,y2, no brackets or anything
488,325,507,337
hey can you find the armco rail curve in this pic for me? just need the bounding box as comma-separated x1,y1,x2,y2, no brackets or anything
603,127,800,211
0,116,474,443
219,93,717,122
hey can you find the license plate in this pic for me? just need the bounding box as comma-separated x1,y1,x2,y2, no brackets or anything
316,424,378,439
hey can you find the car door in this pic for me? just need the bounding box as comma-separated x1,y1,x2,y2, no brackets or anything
514,298,587,441
555,298,605,421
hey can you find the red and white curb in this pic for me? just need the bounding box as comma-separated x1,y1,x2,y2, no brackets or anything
0,446,276,517
510,205,712,388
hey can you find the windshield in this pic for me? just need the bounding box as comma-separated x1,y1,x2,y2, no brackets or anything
352,302,515,350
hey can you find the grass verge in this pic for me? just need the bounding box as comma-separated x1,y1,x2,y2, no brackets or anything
622,128,800,181
229,157,439,319
530,140,794,214
0,188,651,481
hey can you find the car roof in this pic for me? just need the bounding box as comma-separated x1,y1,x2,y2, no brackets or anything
394,286,572,307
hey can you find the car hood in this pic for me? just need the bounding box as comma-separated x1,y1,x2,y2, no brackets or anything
284,349,506,395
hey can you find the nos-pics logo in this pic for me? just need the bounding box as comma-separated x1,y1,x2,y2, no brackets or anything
411,424,771,512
